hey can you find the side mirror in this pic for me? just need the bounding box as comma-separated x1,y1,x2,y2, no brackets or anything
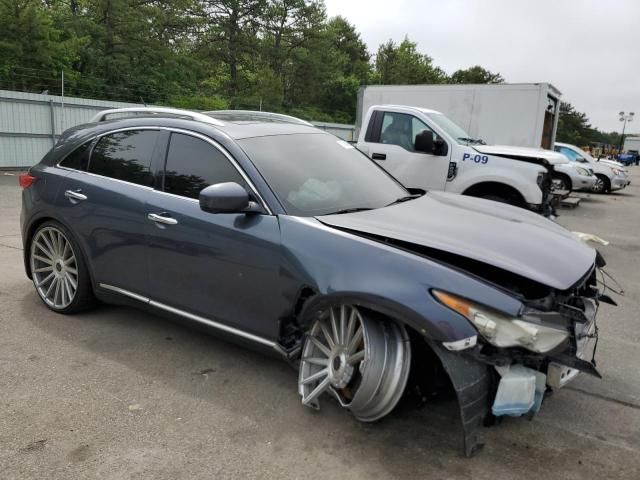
199,182,261,214
433,138,449,156
414,131,434,154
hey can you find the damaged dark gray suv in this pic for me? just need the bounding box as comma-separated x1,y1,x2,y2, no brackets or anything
20,107,614,456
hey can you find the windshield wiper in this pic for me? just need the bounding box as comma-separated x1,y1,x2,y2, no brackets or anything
385,194,421,207
329,207,374,215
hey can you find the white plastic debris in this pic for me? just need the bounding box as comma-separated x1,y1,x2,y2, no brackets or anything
492,364,546,417
573,231,609,246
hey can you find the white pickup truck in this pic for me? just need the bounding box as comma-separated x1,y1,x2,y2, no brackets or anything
356,105,569,215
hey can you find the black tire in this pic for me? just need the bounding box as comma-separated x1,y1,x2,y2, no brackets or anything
595,174,611,194
29,220,95,314
478,193,521,208
551,173,572,192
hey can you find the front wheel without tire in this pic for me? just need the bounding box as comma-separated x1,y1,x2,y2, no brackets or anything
298,305,411,422
29,221,94,313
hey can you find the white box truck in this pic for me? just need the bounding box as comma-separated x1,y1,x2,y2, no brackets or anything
356,83,561,149
623,136,640,153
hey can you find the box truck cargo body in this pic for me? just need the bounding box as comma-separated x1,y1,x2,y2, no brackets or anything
623,136,640,152
356,83,561,149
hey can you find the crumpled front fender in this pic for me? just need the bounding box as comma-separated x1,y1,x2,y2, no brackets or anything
428,341,492,457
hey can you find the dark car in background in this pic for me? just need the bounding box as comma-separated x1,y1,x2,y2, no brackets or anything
19,107,610,455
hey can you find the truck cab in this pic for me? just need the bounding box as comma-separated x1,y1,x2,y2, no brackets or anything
356,105,568,215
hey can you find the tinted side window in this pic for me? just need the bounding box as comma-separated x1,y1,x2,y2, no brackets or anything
163,133,247,199
89,130,157,186
60,141,91,170
380,112,439,152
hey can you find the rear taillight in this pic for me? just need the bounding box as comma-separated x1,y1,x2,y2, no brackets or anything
19,174,36,189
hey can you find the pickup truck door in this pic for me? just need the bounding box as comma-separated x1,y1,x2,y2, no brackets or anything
358,110,450,191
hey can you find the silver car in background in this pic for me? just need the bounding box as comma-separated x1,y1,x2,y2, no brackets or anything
552,161,597,192
555,142,630,193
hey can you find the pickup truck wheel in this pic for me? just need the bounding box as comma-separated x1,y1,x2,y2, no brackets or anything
477,193,522,207
299,305,411,422
551,173,571,192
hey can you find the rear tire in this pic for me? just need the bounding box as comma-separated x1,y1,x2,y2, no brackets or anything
29,220,95,314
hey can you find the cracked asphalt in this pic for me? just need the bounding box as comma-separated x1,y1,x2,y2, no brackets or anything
1,170,639,479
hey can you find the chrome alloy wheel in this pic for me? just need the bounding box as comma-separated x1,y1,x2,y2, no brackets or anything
30,227,79,310
592,177,605,193
299,305,411,422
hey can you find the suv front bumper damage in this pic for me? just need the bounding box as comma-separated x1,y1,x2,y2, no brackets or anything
430,268,606,456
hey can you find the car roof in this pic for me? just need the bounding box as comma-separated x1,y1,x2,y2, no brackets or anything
371,104,443,115
82,107,323,140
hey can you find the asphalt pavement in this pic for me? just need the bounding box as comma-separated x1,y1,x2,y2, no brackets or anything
1,170,639,479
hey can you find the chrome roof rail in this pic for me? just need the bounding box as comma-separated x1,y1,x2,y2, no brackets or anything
89,107,224,126
204,109,313,126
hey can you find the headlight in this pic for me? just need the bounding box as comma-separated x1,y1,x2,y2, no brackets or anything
611,167,620,175
432,290,569,353
575,166,590,176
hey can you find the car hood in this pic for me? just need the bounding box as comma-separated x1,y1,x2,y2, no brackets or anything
317,192,595,290
598,159,627,170
473,145,568,165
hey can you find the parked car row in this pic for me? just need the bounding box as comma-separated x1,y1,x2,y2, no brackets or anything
19,107,616,456
555,142,631,193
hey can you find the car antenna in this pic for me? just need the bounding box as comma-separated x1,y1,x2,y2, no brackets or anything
139,96,147,107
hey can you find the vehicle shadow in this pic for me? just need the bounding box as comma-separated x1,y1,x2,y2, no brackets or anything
18,292,626,477
19,293,471,474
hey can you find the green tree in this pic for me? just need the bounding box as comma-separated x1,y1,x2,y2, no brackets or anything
0,0,69,92
556,101,620,148
197,0,265,101
374,38,446,85
450,65,504,84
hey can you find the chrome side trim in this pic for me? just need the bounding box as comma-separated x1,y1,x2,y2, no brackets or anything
99,283,150,303
148,300,277,348
98,283,278,349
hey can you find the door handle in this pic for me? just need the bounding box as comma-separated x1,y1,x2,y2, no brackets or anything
147,213,178,225
64,189,87,203
372,153,386,160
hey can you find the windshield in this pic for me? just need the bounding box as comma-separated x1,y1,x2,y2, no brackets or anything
556,146,588,163
571,145,596,162
424,112,482,145
239,133,408,216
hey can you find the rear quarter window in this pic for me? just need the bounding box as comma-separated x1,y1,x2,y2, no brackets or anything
59,142,91,171
88,130,158,186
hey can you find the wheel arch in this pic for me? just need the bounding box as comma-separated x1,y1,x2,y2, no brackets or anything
295,291,449,343
23,214,97,290
462,181,527,206
551,171,573,191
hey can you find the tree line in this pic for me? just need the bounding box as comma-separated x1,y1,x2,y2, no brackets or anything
0,0,620,142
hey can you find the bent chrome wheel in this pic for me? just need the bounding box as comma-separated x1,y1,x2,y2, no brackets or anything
299,305,411,422
30,226,79,310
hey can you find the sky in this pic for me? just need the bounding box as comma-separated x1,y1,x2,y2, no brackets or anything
324,0,639,133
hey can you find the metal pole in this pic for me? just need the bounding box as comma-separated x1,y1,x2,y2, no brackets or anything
61,70,65,132
619,119,627,153
49,100,56,146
